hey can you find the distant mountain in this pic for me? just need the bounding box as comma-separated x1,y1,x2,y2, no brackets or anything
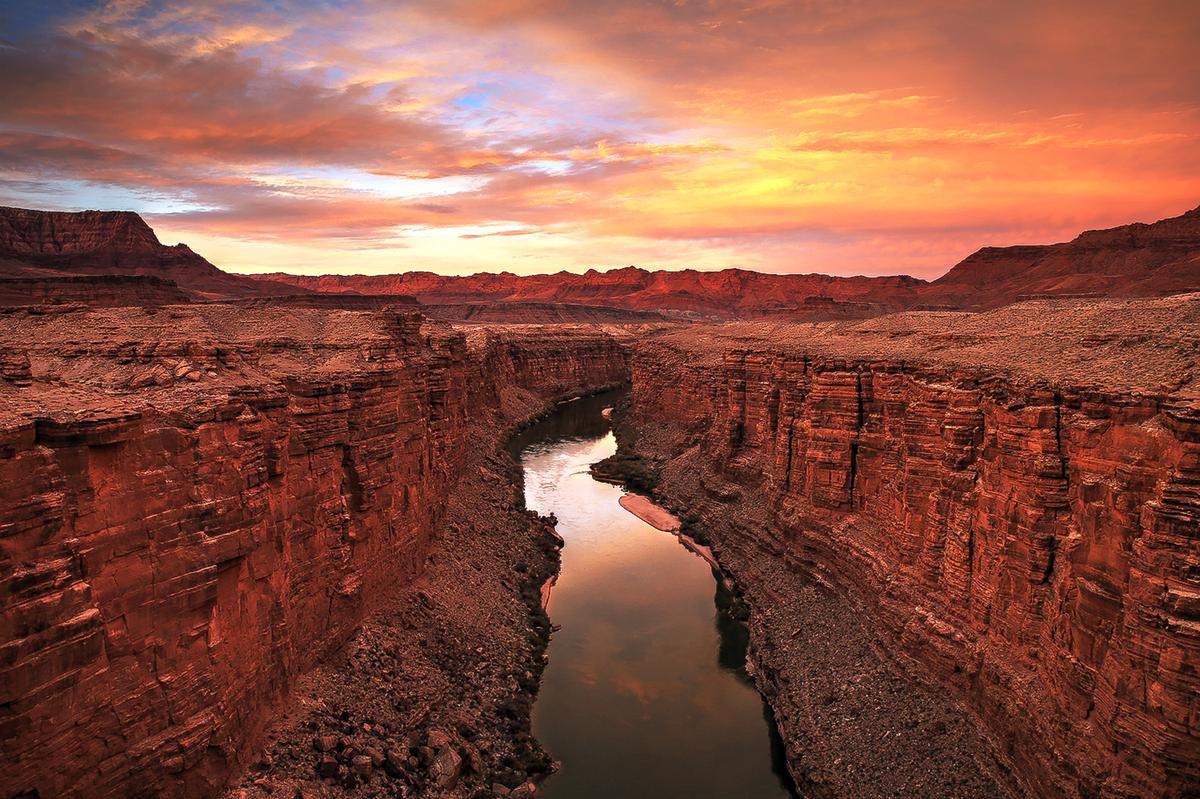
2,203,1197,314
0,207,307,300
253,266,926,319
256,206,1200,315
922,205,1200,308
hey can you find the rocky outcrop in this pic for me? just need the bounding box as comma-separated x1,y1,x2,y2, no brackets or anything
0,305,628,799
0,207,308,300
0,208,161,254
624,295,1200,799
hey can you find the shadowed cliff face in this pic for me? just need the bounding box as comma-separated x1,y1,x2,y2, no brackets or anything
0,275,193,306
0,306,629,799
623,295,1200,799
0,208,162,254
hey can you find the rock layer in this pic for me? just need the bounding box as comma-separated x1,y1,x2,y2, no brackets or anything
0,275,193,306
0,305,628,799
624,295,1200,798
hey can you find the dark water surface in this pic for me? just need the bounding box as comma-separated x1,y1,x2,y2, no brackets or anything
510,390,796,799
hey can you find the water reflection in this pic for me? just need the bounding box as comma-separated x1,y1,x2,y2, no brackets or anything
514,390,797,799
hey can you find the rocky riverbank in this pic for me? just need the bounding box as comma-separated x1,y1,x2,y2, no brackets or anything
598,405,1021,799
220,429,561,799
617,296,1200,798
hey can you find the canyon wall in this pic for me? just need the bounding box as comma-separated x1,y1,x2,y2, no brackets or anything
0,305,628,799
625,297,1200,799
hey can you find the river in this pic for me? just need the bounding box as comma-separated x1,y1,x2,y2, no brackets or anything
509,389,796,799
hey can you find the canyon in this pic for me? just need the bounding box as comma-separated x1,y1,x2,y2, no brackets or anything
0,304,628,798
617,297,1200,798
1,206,1198,799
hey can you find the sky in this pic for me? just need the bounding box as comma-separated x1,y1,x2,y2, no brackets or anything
0,1,1197,278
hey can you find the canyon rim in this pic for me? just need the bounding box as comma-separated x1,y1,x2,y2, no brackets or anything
2,2,1200,798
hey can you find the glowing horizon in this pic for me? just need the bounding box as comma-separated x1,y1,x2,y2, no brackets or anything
1,1,1197,278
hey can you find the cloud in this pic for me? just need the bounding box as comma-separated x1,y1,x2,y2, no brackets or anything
0,0,1196,277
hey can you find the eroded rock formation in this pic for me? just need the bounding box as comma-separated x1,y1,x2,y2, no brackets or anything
623,295,1200,798
0,305,628,799
0,207,308,300
923,205,1200,308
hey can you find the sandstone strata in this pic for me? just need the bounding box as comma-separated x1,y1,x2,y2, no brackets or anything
623,294,1200,798
0,305,627,799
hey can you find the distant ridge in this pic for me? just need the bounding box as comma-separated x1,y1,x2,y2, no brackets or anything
251,266,925,319
922,204,1200,308
255,204,1200,314
2,203,1198,315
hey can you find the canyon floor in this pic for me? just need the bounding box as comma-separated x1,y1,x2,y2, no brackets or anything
3,292,1198,799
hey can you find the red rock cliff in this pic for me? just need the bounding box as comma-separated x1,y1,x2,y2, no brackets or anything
0,207,309,300
625,296,1200,798
0,305,628,799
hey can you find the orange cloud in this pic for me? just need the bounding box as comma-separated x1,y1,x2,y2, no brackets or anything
0,0,1196,277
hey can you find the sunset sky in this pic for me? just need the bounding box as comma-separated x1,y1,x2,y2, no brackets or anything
1,1,1197,277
